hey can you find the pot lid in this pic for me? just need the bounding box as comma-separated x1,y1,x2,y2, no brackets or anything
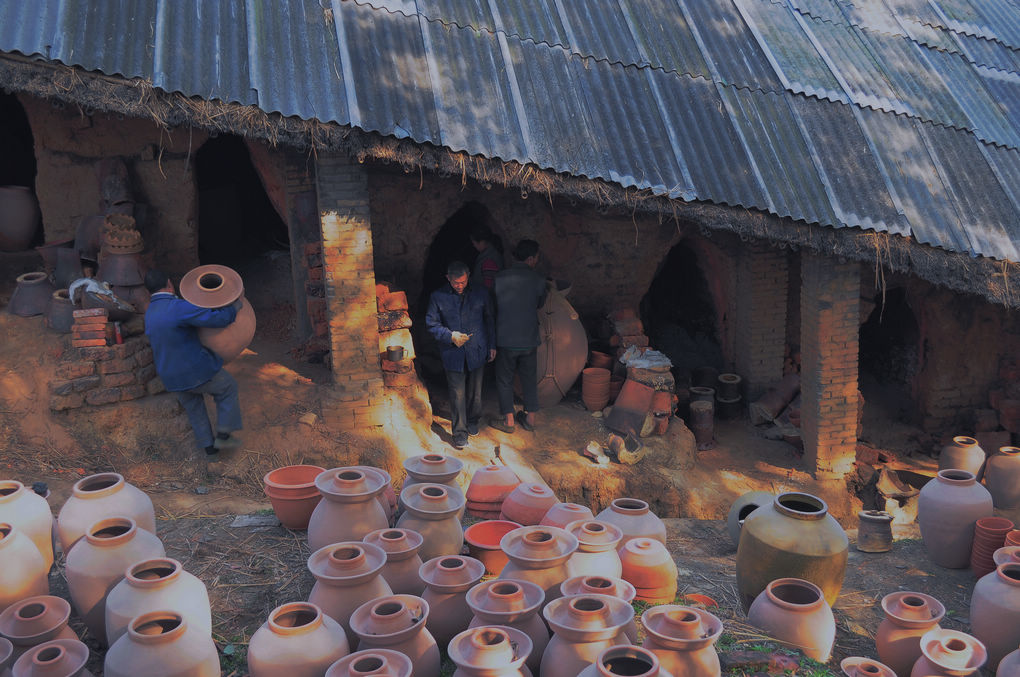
316,467,386,503
12,639,90,676
541,503,595,529
466,579,545,622
399,483,464,518
543,594,634,642
560,576,635,603
402,454,463,484
325,649,413,677
880,591,946,627
308,541,387,586
840,657,898,677
447,625,532,672
419,556,485,593
179,264,244,308
500,526,578,569
0,596,71,643
364,528,424,561
349,595,430,645
564,519,623,552
641,605,723,650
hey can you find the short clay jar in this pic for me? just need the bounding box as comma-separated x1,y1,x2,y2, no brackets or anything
56,472,156,554
541,594,634,677
307,468,390,553
448,625,532,677
363,528,426,596
938,436,986,480
307,541,393,648
0,480,55,569
746,578,835,662
11,638,94,677
910,628,986,677
0,597,76,660
419,556,486,648
564,520,624,579
349,595,440,677
595,498,667,550
396,484,465,562
541,503,595,530
876,591,946,677
104,557,211,646
841,657,898,677
0,524,50,616
498,526,578,606
641,605,724,677
247,602,350,677
401,454,463,488
857,511,894,553
325,649,414,677
466,580,549,676
500,484,558,526
577,644,671,677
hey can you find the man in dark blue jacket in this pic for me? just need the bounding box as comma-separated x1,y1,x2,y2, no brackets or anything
143,270,242,463
425,261,495,449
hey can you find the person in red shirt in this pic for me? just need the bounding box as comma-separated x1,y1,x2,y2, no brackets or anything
470,223,503,293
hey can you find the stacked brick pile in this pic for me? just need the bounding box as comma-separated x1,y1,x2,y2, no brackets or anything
376,282,417,388
71,308,114,347
980,359,1020,450
609,307,675,394
50,334,164,412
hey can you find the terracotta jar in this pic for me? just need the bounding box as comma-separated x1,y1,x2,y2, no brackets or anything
179,264,255,363
463,521,521,576
45,290,75,334
351,466,397,524
565,519,624,578
619,538,678,603
841,657,897,677
532,281,588,409
103,611,219,677
104,558,210,645
735,492,848,611
500,484,558,526
590,352,613,370
11,639,93,677
263,465,325,530
56,473,155,554
876,591,946,677
419,556,485,647
448,625,532,677
910,629,986,677
326,649,414,677
307,541,393,647
642,605,723,677
998,647,1020,677
498,526,578,605
465,466,521,517
0,186,41,252
248,602,350,677
395,484,465,561
349,596,440,677
541,595,633,677
970,563,1020,669
0,525,50,615
64,517,165,647
746,578,835,662
595,498,667,550
725,491,772,546
917,470,993,569
0,481,54,570
0,597,76,660
561,576,638,643
985,447,1020,509
578,645,671,677
858,511,894,553
542,503,595,529
364,528,426,595
8,273,54,317
401,454,463,490
308,467,390,552
466,580,548,676
939,436,986,480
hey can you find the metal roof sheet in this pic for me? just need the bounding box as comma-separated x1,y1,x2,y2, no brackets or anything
679,0,784,90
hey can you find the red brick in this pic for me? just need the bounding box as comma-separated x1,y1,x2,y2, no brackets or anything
73,339,109,348
98,357,136,375
72,327,109,340
119,385,146,401
73,308,108,318
103,372,137,387
381,358,413,374
380,291,408,311
85,387,121,406
73,316,109,327
55,361,96,379
50,393,84,411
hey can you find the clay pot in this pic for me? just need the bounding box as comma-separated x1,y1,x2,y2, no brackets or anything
202,296,256,363
532,281,588,408
498,526,578,605
998,647,1020,677
464,521,521,576
986,448,1020,509
103,611,219,677
179,264,256,362
689,400,714,450
8,273,55,317
0,597,76,661
619,539,678,603
910,629,986,677
419,556,485,647
465,466,520,516
0,481,54,570
939,436,986,481
716,373,742,400
970,563,1020,669
307,541,393,647
541,595,633,677
642,605,723,677
308,467,390,552
589,352,613,370
583,368,612,412
858,510,894,553
248,601,350,677
466,580,548,675
45,291,74,334
349,596,440,677
326,649,414,677
353,466,396,523
578,645,670,677
1009,531,1020,547
746,578,835,662
11,639,93,677
263,465,325,530
0,637,10,677
841,657,898,677
565,519,624,578
104,558,210,646
917,470,993,569
876,591,946,677
561,576,638,642
0,186,41,252
449,625,532,677
541,503,595,529
726,491,772,547
595,498,667,551
0,525,50,616
735,492,848,611
994,546,1020,567
364,528,426,595
689,386,715,403
499,484,558,526
401,454,463,488
56,472,156,554
972,517,1015,577
395,484,465,561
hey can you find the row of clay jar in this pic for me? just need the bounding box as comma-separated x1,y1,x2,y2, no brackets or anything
937,437,1020,509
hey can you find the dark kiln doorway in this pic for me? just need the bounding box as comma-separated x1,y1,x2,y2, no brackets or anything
419,202,502,311
0,93,40,245
859,287,919,422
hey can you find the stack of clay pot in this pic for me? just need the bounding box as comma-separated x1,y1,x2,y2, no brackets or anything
917,469,993,569
178,263,256,363
96,214,149,313
582,368,612,412
500,484,558,525
466,580,549,675
465,465,521,519
308,467,390,552
262,465,325,530
619,538,678,604
972,517,1015,577
419,555,485,647
986,447,1020,509
561,577,638,643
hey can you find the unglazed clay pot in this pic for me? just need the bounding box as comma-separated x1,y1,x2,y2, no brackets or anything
498,526,578,606
726,491,773,546
564,519,624,578
0,637,11,677
998,647,1020,677
349,596,440,677
326,649,414,677
103,611,219,677
64,517,165,647
642,605,723,677
448,625,532,677
419,556,485,647
541,595,633,677
746,578,835,662
56,473,155,554
735,492,848,611
104,558,210,646
308,467,390,552
858,510,894,553
464,521,521,576
500,484,558,526
619,538,678,603
396,484,465,561
577,644,672,677
841,657,897,677
466,580,548,676
970,563,1020,669
994,546,1020,567
939,436,986,481
263,465,325,530
11,639,93,677
8,273,54,317
350,466,397,524
0,481,54,570
401,454,463,490
308,541,393,647
985,447,1020,509
876,591,946,677
917,470,993,569
0,597,76,660
910,628,986,677
465,466,520,515
179,264,256,363
364,528,426,595
0,525,50,615
248,602,350,677
595,498,667,550
541,503,595,529
561,576,638,643
45,290,75,334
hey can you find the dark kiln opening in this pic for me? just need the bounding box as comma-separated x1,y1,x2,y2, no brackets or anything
859,287,919,422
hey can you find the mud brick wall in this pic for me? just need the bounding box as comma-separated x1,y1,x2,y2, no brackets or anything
49,336,164,411
734,243,788,399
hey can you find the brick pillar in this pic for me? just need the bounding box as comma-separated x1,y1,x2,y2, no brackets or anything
284,150,320,336
315,152,387,430
734,243,788,399
800,252,859,479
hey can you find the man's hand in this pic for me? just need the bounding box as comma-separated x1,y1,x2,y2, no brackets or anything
488,349,497,362
451,331,471,347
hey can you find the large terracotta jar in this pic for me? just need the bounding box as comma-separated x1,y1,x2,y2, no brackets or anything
746,578,836,662
876,591,946,677
349,596,440,677
326,649,414,677
561,576,638,643
364,528,426,595
565,520,624,578
595,498,667,550
0,525,49,615
917,470,993,569
308,541,393,647
985,447,1020,509
541,594,633,677
64,517,165,647
420,556,485,648
939,436,986,480
619,538,678,604
542,503,595,529
577,645,671,677
11,639,94,677
179,264,256,363
498,526,578,606
500,484,558,526
396,484,465,561
56,473,155,554
104,558,210,646
448,625,532,677
0,597,76,660
104,611,219,677
0,481,54,569
465,466,520,517
248,602,350,677
998,646,1020,677
735,492,848,611
308,468,390,553
970,563,1020,669
263,465,325,530
841,657,897,677
910,629,986,677
641,605,723,677
726,491,773,546
466,580,548,676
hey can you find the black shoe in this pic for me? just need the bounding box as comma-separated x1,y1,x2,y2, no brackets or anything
516,411,535,432
490,417,515,434
467,421,480,436
452,432,468,449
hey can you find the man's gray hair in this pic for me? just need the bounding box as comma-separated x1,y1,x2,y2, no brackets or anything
447,260,470,278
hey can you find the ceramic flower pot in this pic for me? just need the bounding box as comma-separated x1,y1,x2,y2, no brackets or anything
841,657,897,677
448,625,532,677
876,592,946,677
0,597,76,661
858,510,894,553
541,595,634,677
561,576,639,642
103,611,219,677
500,484,558,526
564,519,624,578
466,580,548,676
725,491,773,547
463,521,521,576
642,605,723,677
395,484,465,561
364,528,426,595
0,481,54,570
325,649,414,677
541,503,595,529
419,556,485,647
970,563,1020,669
0,186,41,252
56,473,156,554
263,465,325,530
307,541,393,648
910,629,986,677
746,578,836,662
104,558,210,646
0,525,50,616
179,264,256,363
595,498,667,551
619,538,678,602
349,596,440,677
985,448,1020,510
577,645,671,677
917,470,993,569
248,602,350,677
8,273,55,317
11,639,94,677
938,436,986,481
308,467,390,552
498,526,578,606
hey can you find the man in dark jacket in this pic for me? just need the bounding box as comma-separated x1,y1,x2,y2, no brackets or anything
425,261,496,449
491,239,548,433
143,270,242,463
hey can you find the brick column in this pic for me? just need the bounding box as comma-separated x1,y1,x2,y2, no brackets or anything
285,150,321,337
734,243,788,398
800,252,859,479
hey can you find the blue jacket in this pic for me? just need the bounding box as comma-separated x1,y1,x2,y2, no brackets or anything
425,283,494,372
144,292,238,391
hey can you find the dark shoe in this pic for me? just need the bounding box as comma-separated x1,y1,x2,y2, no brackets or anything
490,417,515,434
214,433,241,451
452,433,468,449
516,411,535,432
467,421,480,436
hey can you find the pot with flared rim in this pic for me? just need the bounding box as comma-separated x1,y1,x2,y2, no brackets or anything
316,468,386,503
12,638,92,677
179,264,244,308
916,628,987,675
448,625,532,675
400,483,464,519
419,556,485,594
0,596,75,654
975,517,1015,535
561,576,636,603
500,526,578,569
840,657,897,677
542,504,595,529
365,528,424,561
565,520,623,553
881,592,945,628
308,542,387,586
641,605,723,650
466,580,545,624
349,595,431,646
402,454,463,485
993,546,1020,566
325,649,413,677
542,595,634,643
264,465,325,499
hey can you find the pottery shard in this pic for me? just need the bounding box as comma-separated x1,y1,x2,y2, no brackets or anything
378,310,413,332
